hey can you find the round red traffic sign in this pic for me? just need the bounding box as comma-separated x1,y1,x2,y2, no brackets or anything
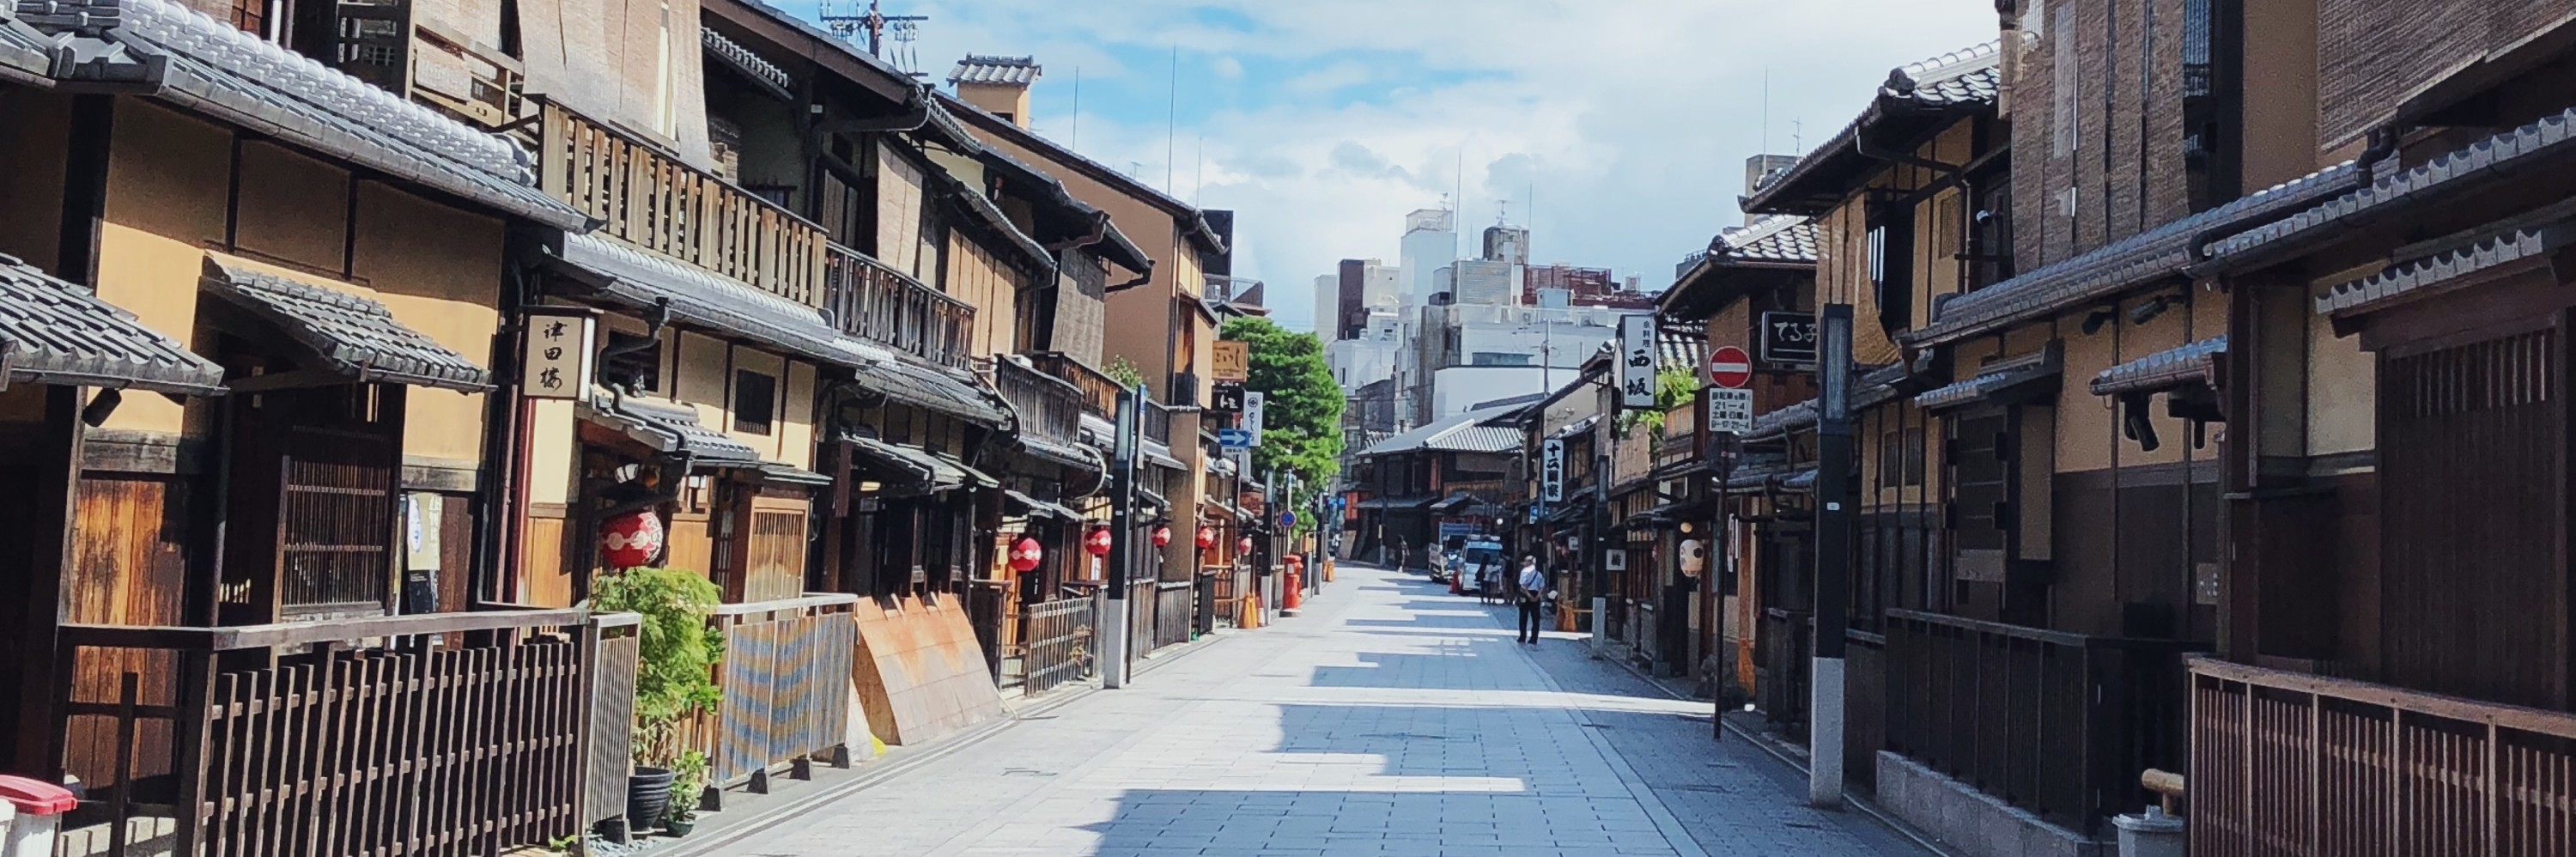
1709,345,1754,389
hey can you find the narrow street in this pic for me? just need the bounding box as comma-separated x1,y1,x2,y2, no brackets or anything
726,564,1932,857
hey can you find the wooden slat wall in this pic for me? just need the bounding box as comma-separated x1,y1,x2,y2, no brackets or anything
742,502,808,604
65,476,189,795
666,514,714,577
538,105,825,307
521,513,574,608
583,623,639,827
1020,597,1093,696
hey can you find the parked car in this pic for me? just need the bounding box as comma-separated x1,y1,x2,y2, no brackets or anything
1457,541,1504,595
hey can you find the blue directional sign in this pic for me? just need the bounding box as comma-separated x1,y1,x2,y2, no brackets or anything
1216,428,1255,449
1279,511,1297,527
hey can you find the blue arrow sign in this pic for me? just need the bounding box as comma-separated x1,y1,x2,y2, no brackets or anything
1216,428,1254,449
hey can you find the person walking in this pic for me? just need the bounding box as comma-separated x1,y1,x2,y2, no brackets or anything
1516,557,1547,645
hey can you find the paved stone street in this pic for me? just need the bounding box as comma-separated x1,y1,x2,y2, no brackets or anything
726,564,1933,857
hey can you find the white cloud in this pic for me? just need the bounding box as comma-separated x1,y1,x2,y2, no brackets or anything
892,1,2000,333
1212,55,1244,80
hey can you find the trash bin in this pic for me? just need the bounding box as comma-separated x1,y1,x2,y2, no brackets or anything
0,775,77,857
2112,805,2184,857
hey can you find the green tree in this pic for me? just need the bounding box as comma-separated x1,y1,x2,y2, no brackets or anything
1220,317,1344,486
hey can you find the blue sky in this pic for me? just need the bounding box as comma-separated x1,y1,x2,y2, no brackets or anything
784,1,1998,332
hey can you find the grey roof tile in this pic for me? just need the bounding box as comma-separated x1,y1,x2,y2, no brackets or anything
1915,345,2061,412
1714,216,1820,264
580,389,761,463
201,258,492,391
553,233,853,368
831,336,1012,427
1741,41,2004,215
1360,404,1526,456
0,14,49,86
2312,224,2573,317
1906,161,2359,347
62,0,586,229
2206,107,2576,266
2091,336,2226,397
948,54,1039,87
0,254,224,396
702,26,791,94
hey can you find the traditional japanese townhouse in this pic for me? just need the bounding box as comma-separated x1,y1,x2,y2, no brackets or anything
0,0,643,849
1656,211,1820,702
1349,405,1523,570
1510,356,1610,632
2183,3,2576,854
933,64,1232,633
1600,326,1710,676
1743,2,2348,850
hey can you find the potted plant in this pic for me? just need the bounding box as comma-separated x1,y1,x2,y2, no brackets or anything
591,566,723,834
662,749,711,836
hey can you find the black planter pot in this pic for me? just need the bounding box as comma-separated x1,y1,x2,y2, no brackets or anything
627,766,675,832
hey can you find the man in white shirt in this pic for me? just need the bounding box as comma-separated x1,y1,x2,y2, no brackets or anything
1516,557,1547,645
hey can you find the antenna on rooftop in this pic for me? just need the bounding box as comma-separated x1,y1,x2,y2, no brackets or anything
818,1,927,74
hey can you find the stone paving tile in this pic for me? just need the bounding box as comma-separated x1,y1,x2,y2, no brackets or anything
722,564,1931,857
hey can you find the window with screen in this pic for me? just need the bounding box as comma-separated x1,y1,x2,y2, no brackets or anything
732,369,776,435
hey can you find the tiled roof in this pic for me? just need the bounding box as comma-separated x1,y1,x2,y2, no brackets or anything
27,0,586,229
1916,345,2061,412
845,435,960,494
1362,405,1525,456
0,254,225,396
1713,216,1820,264
553,234,853,368
1741,40,2003,215
2204,106,2576,268
2314,224,2575,317
1003,488,1083,521
949,54,1040,87
830,337,1012,427
703,26,791,95
1884,41,2003,106
1015,432,1105,477
1546,413,1603,441
2091,337,2226,397
1905,161,2360,347
201,257,492,392
1745,399,1818,440
934,92,1227,258
580,389,761,463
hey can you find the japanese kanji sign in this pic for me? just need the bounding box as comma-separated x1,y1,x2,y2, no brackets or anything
1213,340,1251,382
1540,437,1566,503
520,309,596,400
1617,314,1657,410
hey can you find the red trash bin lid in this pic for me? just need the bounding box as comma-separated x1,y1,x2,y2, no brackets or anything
0,775,77,814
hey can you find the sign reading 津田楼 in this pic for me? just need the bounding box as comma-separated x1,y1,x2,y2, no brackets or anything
520,309,596,399
1213,340,1251,382
1617,315,1657,410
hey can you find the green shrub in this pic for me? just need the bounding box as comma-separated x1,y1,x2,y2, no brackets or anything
591,566,724,765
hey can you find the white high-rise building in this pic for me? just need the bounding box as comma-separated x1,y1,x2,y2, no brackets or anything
1398,209,1455,308
1313,274,1338,338
1451,258,1520,306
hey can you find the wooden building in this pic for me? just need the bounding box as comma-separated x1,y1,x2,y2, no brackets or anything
2184,2,2576,853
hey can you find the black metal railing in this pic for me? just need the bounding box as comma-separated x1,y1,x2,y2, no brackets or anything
824,243,974,369
1881,609,2198,836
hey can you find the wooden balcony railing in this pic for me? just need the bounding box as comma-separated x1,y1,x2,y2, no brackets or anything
1154,580,1194,650
683,594,857,793
824,244,975,369
536,100,828,307
1144,400,1175,446
52,608,637,856
996,358,1084,447
1025,352,1123,416
1882,610,2200,836
2187,657,2576,857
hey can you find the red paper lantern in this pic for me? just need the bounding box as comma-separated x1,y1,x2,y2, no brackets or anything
1237,536,1255,555
1084,526,1115,556
1194,526,1217,550
1151,526,1173,548
1008,537,1044,573
600,510,664,569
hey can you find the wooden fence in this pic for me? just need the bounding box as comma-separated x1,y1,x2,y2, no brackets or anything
582,613,641,831
54,607,626,857
1020,596,1094,696
1209,566,1246,629
1153,581,1194,649
534,100,828,307
1882,609,2197,836
2188,657,2576,857
694,594,857,792
1126,580,1155,664
1759,608,1810,733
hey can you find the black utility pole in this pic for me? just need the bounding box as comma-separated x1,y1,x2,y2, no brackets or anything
1103,384,1142,689
1810,304,1855,807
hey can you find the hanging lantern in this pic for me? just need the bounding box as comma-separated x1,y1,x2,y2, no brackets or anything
1008,537,1044,573
1151,525,1174,548
599,510,665,569
1194,525,1217,550
1237,536,1255,555
1084,526,1115,556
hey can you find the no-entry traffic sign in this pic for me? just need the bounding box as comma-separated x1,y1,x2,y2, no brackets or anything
1708,345,1754,389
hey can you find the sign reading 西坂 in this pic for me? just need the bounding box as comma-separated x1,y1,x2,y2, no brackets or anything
1759,311,1819,366
1617,315,1658,410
